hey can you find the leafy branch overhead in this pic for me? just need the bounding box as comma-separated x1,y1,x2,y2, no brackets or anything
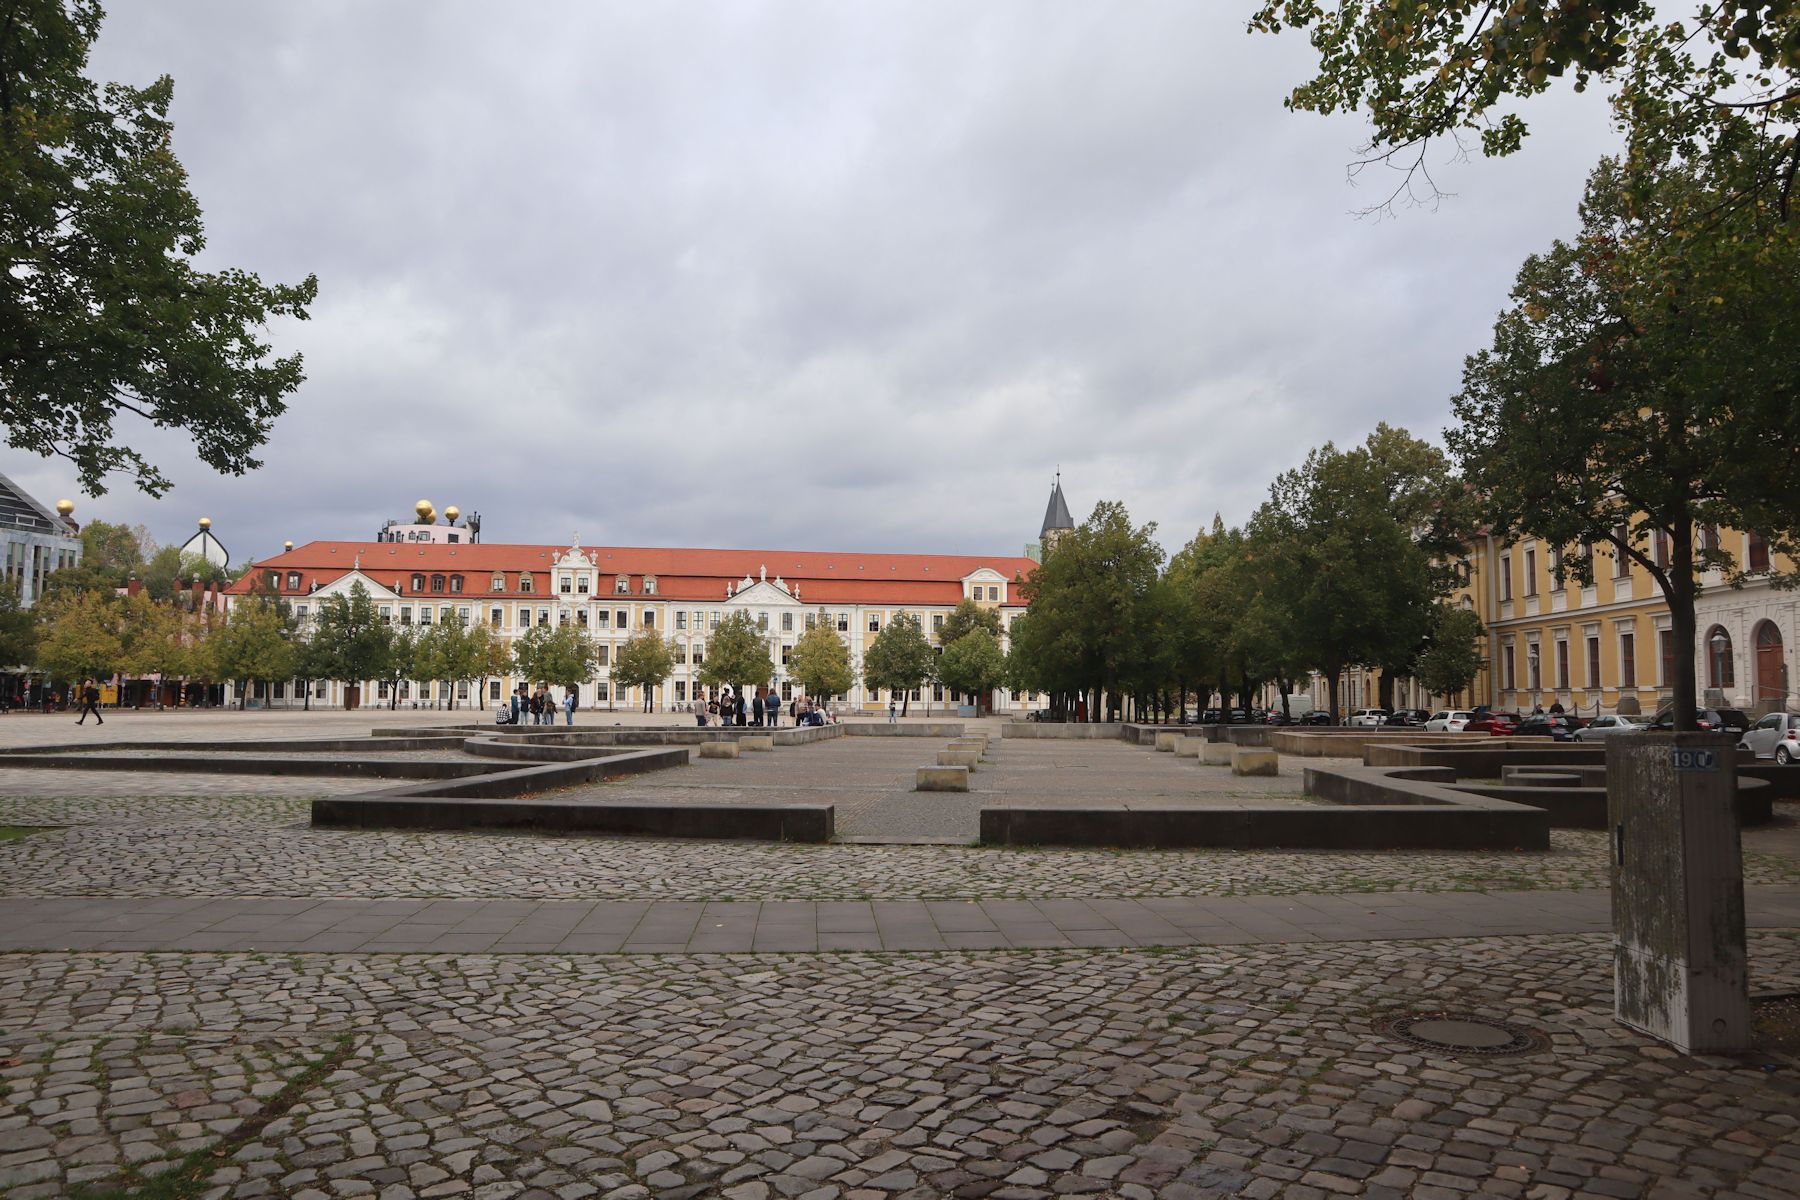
0,0,317,495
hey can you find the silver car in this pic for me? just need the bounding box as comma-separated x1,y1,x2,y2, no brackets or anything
1740,712,1800,762
1572,714,1648,742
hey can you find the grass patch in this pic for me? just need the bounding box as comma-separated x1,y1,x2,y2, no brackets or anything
0,825,51,841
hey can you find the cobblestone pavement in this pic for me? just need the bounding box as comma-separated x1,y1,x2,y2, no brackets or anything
3,934,1799,1200
3,797,1799,900
564,739,1325,842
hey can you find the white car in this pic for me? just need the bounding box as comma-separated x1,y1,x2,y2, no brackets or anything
1346,708,1391,727
1572,715,1648,742
1423,710,1476,731
1740,712,1800,763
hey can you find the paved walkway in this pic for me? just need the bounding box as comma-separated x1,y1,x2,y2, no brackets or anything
7,887,1799,954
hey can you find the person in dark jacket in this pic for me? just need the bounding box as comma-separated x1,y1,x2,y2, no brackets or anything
765,691,780,727
735,695,747,726
76,680,103,726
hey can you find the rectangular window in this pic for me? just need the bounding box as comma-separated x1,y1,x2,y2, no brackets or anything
933,684,944,701
489,680,500,700
988,586,998,601
616,609,628,629
558,610,569,627
781,644,791,665
837,613,849,632
1555,640,1569,689
1652,531,1670,569
1587,636,1601,687
538,608,550,626
517,608,530,628
643,610,654,629
597,645,609,666
560,576,572,594
419,607,432,626
1613,527,1631,577
379,605,392,625
676,611,687,631
520,575,533,593
868,614,881,633
869,688,880,702
692,642,704,665
596,610,610,629
616,576,630,594
1502,643,1516,691
932,614,944,632
1549,547,1563,591
758,612,768,631
672,642,685,664
710,611,721,629
577,576,589,594
781,612,793,632
577,609,588,628
1500,555,1513,601
1749,532,1771,573
490,607,502,627
675,681,687,701
1524,548,1537,596
1620,631,1637,688
1659,628,1675,685
805,612,816,630
491,574,505,592
595,681,609,701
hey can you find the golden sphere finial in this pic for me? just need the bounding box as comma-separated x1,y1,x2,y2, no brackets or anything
54,499,74,517
415,499,434,523
283,540,294,552
443,505,460,524
198,517,212,530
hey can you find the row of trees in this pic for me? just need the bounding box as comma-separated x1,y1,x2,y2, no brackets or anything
1004,425,1488,724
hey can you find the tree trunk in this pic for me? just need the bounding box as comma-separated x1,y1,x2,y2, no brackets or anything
1377,671,1396,711
1325,665,1342,724
1668,523,1699,732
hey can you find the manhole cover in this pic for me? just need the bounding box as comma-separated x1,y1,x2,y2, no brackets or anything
1380,1013,1543,1057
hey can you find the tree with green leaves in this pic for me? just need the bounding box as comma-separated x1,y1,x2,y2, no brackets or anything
862,612,935,715
1,0,318,495
76,520,148,584
613,629,675,713
1249,1,1799,218
288,626,332,711
469,623,513,713
203,599,293,709
34,588,122,685
512,624,599,692
697,610,773,697
0,580,37,670
1449,149,1800,728
117,592,190,703
1415,603,1488,706
312,583,392,704
1011,500,1165,721
142,544,227,600
937,599,1001,646
939,629,1007,710
377,626,417,710
789,610,855,702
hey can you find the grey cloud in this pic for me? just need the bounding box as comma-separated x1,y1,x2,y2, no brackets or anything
38,1,1621,565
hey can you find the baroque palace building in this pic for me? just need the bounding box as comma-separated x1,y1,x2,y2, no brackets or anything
1319,527,1797,718
222,497,1069,714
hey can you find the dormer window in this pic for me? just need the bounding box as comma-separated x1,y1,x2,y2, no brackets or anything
615,575,630,594
286,572,302,590
643,575,657,596
266,571,279,590
411,573,426,592
520,574,533,593
490,572,505,592
449,575,464,593
430,574,446,593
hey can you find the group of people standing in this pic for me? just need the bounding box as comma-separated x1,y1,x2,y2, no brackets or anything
694,688,822,728
509,685,574,726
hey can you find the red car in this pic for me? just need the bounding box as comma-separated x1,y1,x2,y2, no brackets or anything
1466,711,1521,736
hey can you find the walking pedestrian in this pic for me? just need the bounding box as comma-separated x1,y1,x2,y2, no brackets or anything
76,679,103,726
564,691,576,726
696,690,709,727
888,697,897,724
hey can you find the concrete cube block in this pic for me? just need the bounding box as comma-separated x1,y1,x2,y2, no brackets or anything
916,765,971,791
1154,730,1180,752
1201,742,1235,766
698,741,741,759
1175,735,1204,758
1231,747,1278,776
938,749,980,768
741,735,774,752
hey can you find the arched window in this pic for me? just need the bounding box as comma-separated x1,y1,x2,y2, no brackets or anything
1755,621,1787,707
1748,532,1771,573
1706,626,1735,689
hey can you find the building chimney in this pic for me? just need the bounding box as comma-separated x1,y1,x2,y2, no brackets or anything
126,576,142,597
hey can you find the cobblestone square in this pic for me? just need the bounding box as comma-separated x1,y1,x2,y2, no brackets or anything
0,713,1797,1198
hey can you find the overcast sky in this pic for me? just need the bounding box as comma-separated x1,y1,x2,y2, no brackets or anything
23,2,1619,565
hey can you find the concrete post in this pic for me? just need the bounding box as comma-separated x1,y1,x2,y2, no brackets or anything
1607,732,1750,1054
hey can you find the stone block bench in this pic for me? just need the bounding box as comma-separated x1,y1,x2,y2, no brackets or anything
1231,748,1279,777
938,749,981,768
740,735,774,752
917,765,971,792
698,741,741,759
1201,742,1235,766
1175,735,1204,758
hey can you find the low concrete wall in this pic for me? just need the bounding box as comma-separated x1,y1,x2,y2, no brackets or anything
1001,722,1126,739
484,724,841,748
844,722,966,738
1363,742,1605,771
313,795,832,841
1194,724,1272,747
0,752,509,780
2,735,468,756
1272,729,1487,758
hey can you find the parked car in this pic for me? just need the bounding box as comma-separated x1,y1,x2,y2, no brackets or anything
1740,712,1800,762
1345,708,1392,727
1647,706,1752,736
1573,714,1649,742
1513,713,1585,740
1382,708,1431,727
1424,710,1477,731
1293,709,1333,726
1466,710,1521,735
1225,708,1254,724
1200,708,1222,724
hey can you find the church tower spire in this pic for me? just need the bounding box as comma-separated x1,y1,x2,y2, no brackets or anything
1028,471,1074,561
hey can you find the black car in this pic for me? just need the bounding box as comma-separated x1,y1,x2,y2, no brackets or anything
1265,710,1292,725
1201,708,1223,724
1297,709,1334,726
1648,706,1751,735
1513,713,1585,740
1382,709,1431,727
1226,708,1254,723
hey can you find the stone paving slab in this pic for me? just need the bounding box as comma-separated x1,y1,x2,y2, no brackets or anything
3,934,1798,1200
3,887,1798,954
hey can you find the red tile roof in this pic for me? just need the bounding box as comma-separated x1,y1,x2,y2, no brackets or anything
229,541,1037,606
